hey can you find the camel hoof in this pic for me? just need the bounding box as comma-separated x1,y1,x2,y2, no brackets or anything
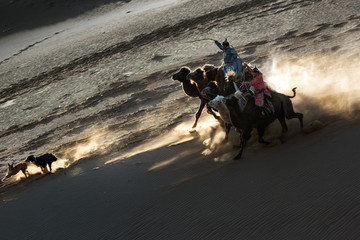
233,155,242,160
266,141,280,147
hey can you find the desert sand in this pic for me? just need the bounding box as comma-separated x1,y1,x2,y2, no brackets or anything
1,0,360,239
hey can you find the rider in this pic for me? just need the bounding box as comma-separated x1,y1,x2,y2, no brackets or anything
213,39,243,83
244,67,274,117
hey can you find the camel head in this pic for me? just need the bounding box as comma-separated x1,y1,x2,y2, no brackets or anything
172,67,191,82
186,67,205,81
201,81,219,100
209,95,232,124
209,95,225,110
187,67,210,90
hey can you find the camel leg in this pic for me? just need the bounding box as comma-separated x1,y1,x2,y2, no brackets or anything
277,116,288,144
257,126,270,145
233,136,245,160
234,128,251,160
192,100,207,128
295,113,304,128
299,113,304,128
287,112,304,128
223,123,232,142
206,104,220,120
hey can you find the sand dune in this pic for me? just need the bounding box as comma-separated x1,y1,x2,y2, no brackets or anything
0,0,360,239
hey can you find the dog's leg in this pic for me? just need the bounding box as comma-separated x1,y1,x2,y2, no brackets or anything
21,169,30,178
48,163,52,173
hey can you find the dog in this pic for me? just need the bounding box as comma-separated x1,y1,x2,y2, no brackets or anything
2,162,29,181
26,153,57,173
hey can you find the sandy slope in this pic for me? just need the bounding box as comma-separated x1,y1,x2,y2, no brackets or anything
0,0,360,239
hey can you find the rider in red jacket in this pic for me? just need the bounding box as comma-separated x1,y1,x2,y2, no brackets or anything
245,67,274,116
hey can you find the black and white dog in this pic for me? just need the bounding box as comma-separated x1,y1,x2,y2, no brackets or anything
26,153,57,173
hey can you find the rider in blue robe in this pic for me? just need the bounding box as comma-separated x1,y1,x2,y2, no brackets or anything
214,39,243,80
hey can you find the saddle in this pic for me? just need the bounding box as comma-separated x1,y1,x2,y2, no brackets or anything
264,97,275,116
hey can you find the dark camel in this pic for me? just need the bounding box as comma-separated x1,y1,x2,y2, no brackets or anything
172,65,220,128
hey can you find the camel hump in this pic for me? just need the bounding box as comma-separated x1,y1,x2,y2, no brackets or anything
202,64,216,72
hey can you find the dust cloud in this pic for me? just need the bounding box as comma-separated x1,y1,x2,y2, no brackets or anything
264,53,360,119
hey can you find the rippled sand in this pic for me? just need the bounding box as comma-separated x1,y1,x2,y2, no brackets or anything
0,0,360,239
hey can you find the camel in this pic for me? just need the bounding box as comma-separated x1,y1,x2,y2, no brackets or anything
224,84,302,159
224,93,275,159
203,74,304,159
172,65,220,128
198,62,254,99
202,72,303,138
231,71,304,138
186,64,226,98
183,63,253,131
208,95,233,142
